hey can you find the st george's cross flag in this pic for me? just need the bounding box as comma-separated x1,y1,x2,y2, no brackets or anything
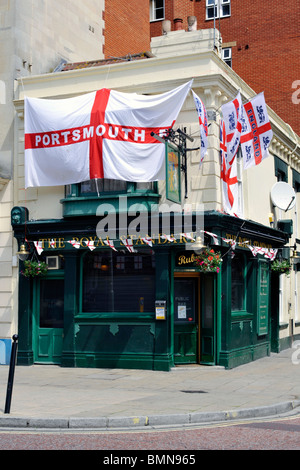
192,90,208,167
220,91,242,170
240,92,273,170
24,81,193,188
220,119,241,217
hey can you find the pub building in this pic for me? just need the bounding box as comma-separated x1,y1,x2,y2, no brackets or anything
11,204,288,370
10,28,299,371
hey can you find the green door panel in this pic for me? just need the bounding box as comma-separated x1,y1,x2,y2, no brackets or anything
34,278,64,364
174,278,198,364
200,274,215,364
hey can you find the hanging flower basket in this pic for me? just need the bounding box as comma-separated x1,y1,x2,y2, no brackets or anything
21,260,48,278
194,249,222,273
271,259,291,276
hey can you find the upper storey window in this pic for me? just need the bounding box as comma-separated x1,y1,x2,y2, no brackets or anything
150,0,165,21
66,179,155,197
206,0,231,19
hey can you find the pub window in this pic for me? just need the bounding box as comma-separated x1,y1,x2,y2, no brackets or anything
65,179,156,197
82,250,156,313
231,253,245,311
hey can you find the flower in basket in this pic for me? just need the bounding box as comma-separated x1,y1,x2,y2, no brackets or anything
194,249,222,273
271,259,292,276
21,260,48,278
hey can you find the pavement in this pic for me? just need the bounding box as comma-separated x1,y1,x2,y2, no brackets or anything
0,347,300,430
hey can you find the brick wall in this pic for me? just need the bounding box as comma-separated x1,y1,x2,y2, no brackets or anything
150,0,300,136
105,0,150,58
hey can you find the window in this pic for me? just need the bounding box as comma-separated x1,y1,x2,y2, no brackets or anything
274,156,288,182
82,250,156,313
222,47,232,67
150,0,165,21
80,178,127,194
231,254,245,311
40,279,64,328
206,0,231,19
65,179,155,197
292,169,300,193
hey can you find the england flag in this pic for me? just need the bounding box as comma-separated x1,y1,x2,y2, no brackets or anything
24,81,193,188
220,91,242,169
192,90,208,167
240,92,273,170
220,119,241,217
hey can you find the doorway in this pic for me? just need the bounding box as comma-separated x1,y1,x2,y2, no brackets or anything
173,273,216,365
174,274,199,364
33,278,64,364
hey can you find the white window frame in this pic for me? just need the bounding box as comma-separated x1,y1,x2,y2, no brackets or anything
150,0,165,22
222,47,232,67
206,0,231,20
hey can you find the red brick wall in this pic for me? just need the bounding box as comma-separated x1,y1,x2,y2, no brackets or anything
105,0,150,58
150,0,300,136
150,0,196,36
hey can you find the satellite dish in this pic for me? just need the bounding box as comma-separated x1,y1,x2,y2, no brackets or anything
271,182,296,211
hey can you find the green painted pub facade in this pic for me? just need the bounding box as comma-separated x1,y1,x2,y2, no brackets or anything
12,183,288,371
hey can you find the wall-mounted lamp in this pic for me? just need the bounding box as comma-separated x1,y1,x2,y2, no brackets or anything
291,243,300,265
192,236,206,252
16,243,30,261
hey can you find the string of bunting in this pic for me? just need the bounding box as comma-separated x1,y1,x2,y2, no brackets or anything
33,230,278,261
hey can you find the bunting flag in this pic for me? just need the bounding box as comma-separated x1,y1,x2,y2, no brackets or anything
223,238,237,250
201,230,219,245
24,81,193,188
162,234,176,242
122,238,136,253
221,91,242,168
265,248,278,261
50,230,279,262
141,236,153,247
240,92,273,169
192,90,208,167
34,241,44,255
104,239,117,251
85,240,96,251
67,240,80,249
247,245,259,257
180,233,196,242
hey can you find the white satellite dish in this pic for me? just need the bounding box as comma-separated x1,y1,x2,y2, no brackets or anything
271,182,296,211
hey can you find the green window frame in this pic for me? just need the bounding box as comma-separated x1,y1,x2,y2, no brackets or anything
257,260,270,336
274,155,288,182
65,180,158,198
231,253,246,313
80,249,156,314
292,169,300,192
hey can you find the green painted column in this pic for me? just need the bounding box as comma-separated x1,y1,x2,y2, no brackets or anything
61,251,80,367
17,264,34,365
219,254,232,368
153,248,173,370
